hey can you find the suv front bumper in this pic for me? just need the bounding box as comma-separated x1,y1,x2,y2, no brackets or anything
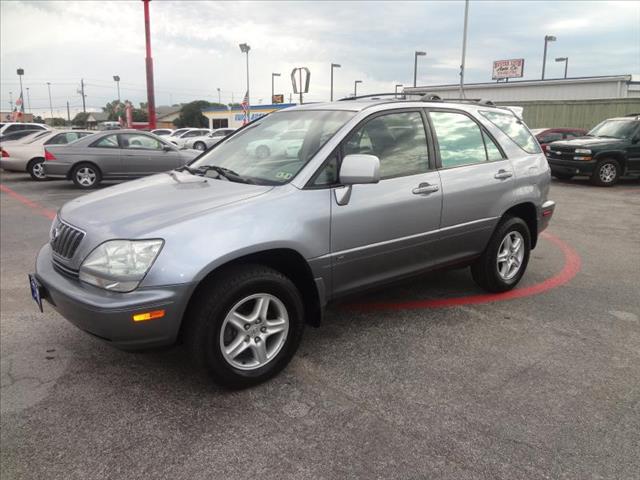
34,244,194,350
547,158,596,177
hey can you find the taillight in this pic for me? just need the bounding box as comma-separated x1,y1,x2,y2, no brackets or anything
44,149,56,161
1,148,8,158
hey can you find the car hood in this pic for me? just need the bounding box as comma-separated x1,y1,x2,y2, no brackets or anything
550,136,627,149
59,171,273,238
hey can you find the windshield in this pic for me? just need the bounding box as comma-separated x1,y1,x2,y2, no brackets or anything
588,120,638,139
190,110,356,184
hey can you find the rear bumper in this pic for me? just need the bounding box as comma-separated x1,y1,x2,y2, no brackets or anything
34,244,194,350
547,158,596,176
42,162,73,179
0,158,27,172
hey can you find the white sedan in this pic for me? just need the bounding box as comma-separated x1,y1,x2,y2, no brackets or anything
182,128,236,151
168,128,212,148
246,129,306,159
0,130,94,180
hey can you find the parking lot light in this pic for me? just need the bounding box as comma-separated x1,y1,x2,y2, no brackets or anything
271,73,281,103
239,43,251,117
331,63,341,101
395,84,403,98
354,80,362,97
113,75,121,102
414,51,426,87
555,57,568,79
542,35,556,80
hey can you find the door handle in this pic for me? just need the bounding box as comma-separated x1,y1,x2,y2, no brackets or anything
494,170,513,180
412,183,439,195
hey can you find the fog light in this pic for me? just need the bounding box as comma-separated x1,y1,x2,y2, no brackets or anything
132,309,165,322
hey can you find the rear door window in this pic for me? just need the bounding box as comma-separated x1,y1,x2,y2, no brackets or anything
429,111,488,168
479,110,541,154
92,134,119,148
121,133,163,150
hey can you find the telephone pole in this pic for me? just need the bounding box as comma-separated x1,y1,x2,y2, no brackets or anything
80,79,86,113
66,101,71,125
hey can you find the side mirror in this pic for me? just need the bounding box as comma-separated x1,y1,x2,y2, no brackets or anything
339,154,380,185
335,154,380,206
162,145,173,152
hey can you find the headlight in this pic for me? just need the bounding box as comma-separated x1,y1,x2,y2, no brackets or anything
79,239,163,292
574,148,591,154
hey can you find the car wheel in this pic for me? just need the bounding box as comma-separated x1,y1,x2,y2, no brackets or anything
553,173,573,181
71,163,102,189
256,145,270,159
471,216,531,293
27,158,47,181
194,142,206,151
184,264,305,388
590,158,620,187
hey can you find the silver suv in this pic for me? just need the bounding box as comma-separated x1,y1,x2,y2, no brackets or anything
31,97,555,388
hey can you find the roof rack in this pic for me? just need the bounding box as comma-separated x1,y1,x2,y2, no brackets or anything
337,92,416,101
337,92,500,107
420,94,496,106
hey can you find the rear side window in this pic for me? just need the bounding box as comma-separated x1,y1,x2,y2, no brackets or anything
430,111,488,168
93,134,119,148
479,110,541,154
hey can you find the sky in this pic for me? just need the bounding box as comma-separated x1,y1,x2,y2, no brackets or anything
1,0,639,118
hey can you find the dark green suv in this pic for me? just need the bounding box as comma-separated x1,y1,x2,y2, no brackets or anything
546,115,640,186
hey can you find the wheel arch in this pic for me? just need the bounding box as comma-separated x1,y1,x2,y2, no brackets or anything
594,151,626,168
501,202,538,249
179,248,322,341
26,156,45,173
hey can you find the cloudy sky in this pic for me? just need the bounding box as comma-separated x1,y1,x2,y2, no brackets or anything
1,0,638,118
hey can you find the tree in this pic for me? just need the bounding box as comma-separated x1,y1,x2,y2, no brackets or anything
48,117,67,127
33,115,45,124
72,112,90,126
102,99,148,123
173,100,214,128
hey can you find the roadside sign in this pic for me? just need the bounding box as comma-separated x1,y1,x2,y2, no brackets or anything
272,94,284,104
291,67,310,104
492,59,525,80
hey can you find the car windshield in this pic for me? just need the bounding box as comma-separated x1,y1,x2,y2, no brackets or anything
189,110,355,185
588,120,638,139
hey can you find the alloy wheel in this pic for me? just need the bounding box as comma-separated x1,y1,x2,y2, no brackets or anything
76,167,96,187
219,293,289,371
31,162,46,179
599,163,617,184
496,231,525,281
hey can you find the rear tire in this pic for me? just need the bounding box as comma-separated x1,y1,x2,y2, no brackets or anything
471,216,531,293
71,163,102,189
27,158,47,181
184,264,305,389
194,141,206,151
590,158,620,186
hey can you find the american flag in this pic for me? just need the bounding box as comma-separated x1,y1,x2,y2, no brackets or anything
12,92,24,121
241,90,249,125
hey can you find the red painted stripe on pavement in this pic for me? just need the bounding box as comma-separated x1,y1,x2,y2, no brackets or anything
348,232,581,311
0,184,57,220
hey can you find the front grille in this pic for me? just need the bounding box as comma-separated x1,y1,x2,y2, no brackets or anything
50,218,85,259
547,146,575,161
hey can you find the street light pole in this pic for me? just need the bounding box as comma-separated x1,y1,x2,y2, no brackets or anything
17,68,24,121
541,34,556,80
217,87,221,104
413,51,426,87
459,0,469,98
555,57,568,79
143,0,157,129
26,87,31,113
113,75,121,102
395,84,403,98
46,82,53,119
239,43,251,118
271,72,281,102
354,80,362,97
330,63,341,101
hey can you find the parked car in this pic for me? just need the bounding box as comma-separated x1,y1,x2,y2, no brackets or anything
530,127,587,154
183,128,236,151
0,130,94,180
0,129,48,145
42,129,201,188
30,98,555,388
150,128,173,137
546,114,640,185
246,128,306,159
0,122,49,139
169,128,212,148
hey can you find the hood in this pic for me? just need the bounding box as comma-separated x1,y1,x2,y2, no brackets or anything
550,136,627,149
59,171,273,238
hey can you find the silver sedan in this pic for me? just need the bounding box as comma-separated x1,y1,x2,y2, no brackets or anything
182,128,236,151
42,129,201,188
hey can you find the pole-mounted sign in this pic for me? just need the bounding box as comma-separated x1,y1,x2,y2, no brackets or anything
291,67,310,104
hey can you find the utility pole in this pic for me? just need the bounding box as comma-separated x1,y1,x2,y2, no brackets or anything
459,0,469,98
46,82,54,119
9,91,13,110
80,78,86,113
143,0,157,129
66,101,71,125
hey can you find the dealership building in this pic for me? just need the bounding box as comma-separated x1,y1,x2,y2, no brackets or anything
404,75,640,129
201,103,296,129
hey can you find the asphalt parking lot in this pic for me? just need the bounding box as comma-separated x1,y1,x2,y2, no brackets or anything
1,171,639,480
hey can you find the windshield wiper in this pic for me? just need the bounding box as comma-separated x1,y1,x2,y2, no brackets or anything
196,165,255,184
175,165,197,174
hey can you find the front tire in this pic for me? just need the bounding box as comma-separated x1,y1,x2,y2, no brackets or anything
590,158,620,186
471,216,531,293
71,163,101,189
193,141,206,151
184,264,305,388
27,158,47,181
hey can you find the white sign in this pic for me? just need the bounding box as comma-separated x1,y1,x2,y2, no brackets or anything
492,59,524,80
